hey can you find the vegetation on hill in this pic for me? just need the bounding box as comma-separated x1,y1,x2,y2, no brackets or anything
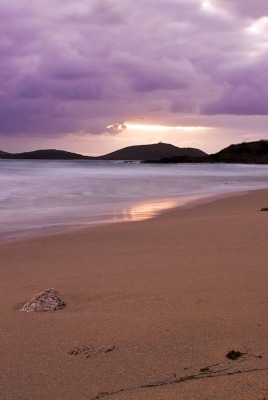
209,140,268,163
144,140,268,164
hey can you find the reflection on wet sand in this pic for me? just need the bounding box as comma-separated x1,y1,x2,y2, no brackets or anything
122,199,179,222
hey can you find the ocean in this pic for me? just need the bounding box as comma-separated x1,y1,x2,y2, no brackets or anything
1,160,268,240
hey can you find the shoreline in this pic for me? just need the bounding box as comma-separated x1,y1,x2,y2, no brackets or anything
3,159,268,244
1,188,268,399
0,187,254,244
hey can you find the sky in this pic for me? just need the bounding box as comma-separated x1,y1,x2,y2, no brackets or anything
1,0,268,155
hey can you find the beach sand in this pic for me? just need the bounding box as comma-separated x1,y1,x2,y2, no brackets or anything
1,189,268,400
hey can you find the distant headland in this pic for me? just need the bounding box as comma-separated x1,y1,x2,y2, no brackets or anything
1,140,268,164
143,140,268,164
0,142,206,161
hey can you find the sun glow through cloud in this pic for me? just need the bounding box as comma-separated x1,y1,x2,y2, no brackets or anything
246,17,268,35
201,1,213,12
104,122,210,154
245,17,268,59
125,123,208,132
201,0,232,20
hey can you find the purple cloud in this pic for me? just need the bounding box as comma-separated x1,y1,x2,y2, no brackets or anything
217,0,268,18
204,85,268,115
0,0,268,139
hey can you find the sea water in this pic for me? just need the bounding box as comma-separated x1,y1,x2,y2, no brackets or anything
1,160,268,240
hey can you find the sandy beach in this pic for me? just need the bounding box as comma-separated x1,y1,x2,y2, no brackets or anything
1,189,268,400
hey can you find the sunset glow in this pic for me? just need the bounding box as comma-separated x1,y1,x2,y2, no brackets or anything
125,124,208,132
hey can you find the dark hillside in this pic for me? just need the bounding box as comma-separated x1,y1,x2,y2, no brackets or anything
0,150,11,158
98,142,207,161
209,140,268,163
8,149,94,160
143,140,268,164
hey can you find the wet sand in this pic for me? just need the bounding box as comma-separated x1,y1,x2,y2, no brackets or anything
1,189,268,400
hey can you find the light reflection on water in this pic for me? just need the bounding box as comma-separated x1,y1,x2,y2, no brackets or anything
121,194,212,222
122,199,179,221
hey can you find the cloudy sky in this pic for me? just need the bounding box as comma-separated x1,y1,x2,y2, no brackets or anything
1,0,268,155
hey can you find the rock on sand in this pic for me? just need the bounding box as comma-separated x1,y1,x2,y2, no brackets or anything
20,288,66,312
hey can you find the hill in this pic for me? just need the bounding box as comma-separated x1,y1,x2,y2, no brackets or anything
209,140,268,163
0,150,11,158
144,140,268,164
3,140,267,163
0,149,94,160
98,142,207,160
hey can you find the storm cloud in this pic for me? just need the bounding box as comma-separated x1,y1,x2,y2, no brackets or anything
0,0,268,137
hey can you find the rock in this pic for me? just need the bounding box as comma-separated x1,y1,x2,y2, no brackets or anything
20,288,66,312
226,350,244,360
261,207,268,211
